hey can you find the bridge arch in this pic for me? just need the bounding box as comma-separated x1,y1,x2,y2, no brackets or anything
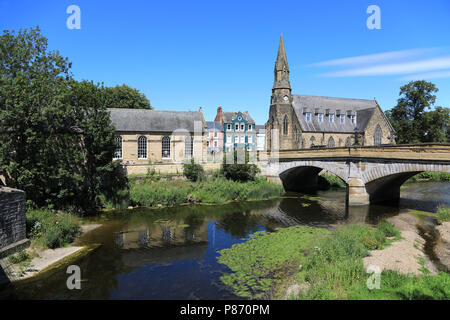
361,163,450,204
278,160,348,192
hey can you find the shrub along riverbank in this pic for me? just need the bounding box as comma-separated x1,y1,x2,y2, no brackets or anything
217,222,450,300
128,177,284,208
26,210,81,249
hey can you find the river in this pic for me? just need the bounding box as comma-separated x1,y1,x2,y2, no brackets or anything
1,182,449,299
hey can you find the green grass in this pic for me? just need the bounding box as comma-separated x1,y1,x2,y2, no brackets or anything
319,173,347,188
26,209,81,249
437,206,450,223
348,271,450,300
127,177,284,208
8,250,29,264
216,221,448,300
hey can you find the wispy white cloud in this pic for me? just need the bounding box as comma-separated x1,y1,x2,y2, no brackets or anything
319,56,450,77
311,48,437,67
399,69,450,80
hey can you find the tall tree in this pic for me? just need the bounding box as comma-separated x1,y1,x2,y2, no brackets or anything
0,27,127,213
105,84,152,109
387,80,438,144
421,106,449,143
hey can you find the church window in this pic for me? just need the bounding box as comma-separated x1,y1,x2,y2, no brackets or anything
374,125,382,146
345,137,352,147
329,114,334,123
310,136,315,148
162,136,171,158
283,115,288,135
137,136,147,159
327,137,335,148
185,136,193,158
318,113,324,122
305,113,311,122
113,136,122,159
340,114,345,124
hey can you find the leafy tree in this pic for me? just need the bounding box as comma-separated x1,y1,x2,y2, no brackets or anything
387,80,438,144
0,27,128,213
221,148,260,182
421,106,449,143
105,84,151,109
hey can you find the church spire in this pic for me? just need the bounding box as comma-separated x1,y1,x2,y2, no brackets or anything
273,33,291,92
275,33,289,72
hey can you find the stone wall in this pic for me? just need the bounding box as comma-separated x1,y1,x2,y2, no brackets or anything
124,162,222,175
0,187,27,251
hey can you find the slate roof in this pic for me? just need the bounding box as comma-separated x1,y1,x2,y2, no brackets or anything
206,121,223,131
255,125,266,134
108,108,205,133
291,95,377,133
222,112,255,124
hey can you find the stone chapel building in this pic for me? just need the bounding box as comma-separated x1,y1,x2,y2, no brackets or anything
266,34,395,151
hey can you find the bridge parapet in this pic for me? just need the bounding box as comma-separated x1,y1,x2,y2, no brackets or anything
267,144,450,163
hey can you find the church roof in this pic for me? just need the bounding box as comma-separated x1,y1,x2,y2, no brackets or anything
222,111,255,124
291,95,377,133
108,108,205,133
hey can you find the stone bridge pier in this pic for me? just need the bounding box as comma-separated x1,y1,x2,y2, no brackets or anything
264,155,450,206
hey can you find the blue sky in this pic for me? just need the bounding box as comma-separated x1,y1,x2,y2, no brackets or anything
1,0,450,124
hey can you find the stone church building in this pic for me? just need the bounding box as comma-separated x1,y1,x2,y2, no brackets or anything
108,108,209,174
266,34,395,151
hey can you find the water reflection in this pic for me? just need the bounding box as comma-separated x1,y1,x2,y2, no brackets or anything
1,182,448,300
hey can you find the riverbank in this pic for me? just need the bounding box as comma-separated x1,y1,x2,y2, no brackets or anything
0,221,101,283
217,213,450,300
110,176,285,209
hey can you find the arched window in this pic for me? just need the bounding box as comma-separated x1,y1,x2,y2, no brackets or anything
185,135,193,158
137,136,147,159
113,135,122,159
283,115,288,135
310,136,316,148
162,136,171,158
327,137,335,148
345,137,352,147
374,125,382,146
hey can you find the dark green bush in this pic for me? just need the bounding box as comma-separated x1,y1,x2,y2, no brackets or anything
26,210,81,249
221,149,260,182
183,158,205,182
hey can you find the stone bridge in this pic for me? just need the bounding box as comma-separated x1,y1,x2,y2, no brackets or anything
263,144,450,205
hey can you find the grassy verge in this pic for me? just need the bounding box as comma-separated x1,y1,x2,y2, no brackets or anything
122,177,284,208
437,206,450,223
406,172,450,183
217,221,449,300
26,210,81,249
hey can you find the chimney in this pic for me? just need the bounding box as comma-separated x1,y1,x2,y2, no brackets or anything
214,106,223,123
